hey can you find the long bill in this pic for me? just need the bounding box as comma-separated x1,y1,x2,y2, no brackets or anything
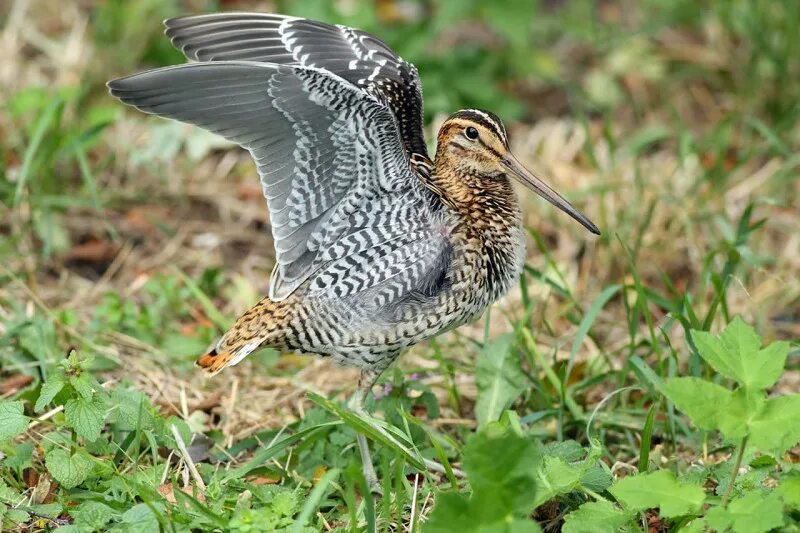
503,152,601,235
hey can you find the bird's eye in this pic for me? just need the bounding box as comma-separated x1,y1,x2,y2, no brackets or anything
465,126,479,140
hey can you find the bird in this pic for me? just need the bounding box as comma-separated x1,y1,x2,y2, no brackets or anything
108,12,600,489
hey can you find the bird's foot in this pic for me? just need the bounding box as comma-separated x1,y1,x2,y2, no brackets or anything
357,433,384,496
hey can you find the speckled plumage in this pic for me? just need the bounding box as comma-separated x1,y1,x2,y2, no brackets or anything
109,12,599,393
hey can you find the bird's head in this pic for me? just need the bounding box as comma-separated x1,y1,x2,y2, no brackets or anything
435,109,600,235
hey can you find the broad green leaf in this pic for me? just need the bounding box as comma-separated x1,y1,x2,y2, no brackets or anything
562,501,633,533
122,503,161,533
533,456,582,507
464,425,540,516
1,506,30,525
45,448,93,488
662,378,763,440
112,388,156,430
64,395,106,442
35,375,65,412
70,501,116,530
423,490,541,533
748,395,800,454
609,470,705,518
691,317,788,389
0,401,29,441
717,388,764,440
426,427,542,532
580,464,614,493
475,334,526,428
705,492,784,533
777,474,800,508
70,372,97,400
3,442,34,471
662,378,733,432
679,519,706,533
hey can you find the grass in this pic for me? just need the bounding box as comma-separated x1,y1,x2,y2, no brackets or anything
1,0,799,531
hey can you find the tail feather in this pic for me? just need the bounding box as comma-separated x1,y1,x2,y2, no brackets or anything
195,295,291,376
196,340,264,376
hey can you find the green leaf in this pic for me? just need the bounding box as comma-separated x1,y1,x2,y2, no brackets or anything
665,372,799,452
35,375,65,412
3,442,34,471
464,425,541,516
475,333,526,428
679,518,707,533
2,506,30,525
112,388,156,430
717,388,764,439
777,474,800,508
423,491,541,533
425,426,542,532
691,317,788,389
121,503,161,533
580,464,613,493
533,456,582,507
64,395,106,442
662,378,732,431
70,501,116,530
662,378,762,440
748,394,800,454
562,501,633,533
0,401,29,441
705,492,784,533
609,470,705,518
69,372,97,400
45,448,93,489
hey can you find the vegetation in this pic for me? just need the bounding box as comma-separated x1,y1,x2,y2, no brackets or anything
1,0,798,531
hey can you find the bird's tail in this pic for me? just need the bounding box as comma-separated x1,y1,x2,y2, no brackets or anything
196,295,291,376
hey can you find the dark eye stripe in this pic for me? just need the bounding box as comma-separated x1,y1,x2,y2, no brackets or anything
452,109,508,146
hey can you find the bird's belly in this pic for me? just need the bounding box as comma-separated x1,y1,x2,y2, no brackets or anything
284,275,492,365
282,235,523,367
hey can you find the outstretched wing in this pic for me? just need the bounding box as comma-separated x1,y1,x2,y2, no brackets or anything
164,12,428,158
108,62,446,305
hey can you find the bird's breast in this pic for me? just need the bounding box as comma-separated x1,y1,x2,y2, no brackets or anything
443,205,526,315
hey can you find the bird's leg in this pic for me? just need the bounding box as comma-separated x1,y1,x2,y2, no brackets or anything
349,368,465,489
350,369,383,493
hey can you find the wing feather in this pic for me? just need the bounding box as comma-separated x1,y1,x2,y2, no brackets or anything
164,12,428,158
108,61,447,306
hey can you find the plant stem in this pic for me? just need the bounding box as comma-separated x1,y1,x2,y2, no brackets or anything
721,436,748,506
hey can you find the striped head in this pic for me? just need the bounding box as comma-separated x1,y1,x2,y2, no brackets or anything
435,109,600,235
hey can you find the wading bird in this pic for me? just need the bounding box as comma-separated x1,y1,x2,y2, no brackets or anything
108,12,600,489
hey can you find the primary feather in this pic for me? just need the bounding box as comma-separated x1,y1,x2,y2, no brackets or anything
164,13,428,158
108,60,446,306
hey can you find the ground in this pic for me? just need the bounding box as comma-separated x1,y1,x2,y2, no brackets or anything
1,1,798,531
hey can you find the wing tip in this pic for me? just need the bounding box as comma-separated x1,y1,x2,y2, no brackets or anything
106,76,131,98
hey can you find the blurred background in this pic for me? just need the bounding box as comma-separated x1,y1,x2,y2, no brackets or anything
1,0,798,455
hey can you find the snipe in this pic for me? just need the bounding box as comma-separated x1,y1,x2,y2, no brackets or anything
109,12,600,488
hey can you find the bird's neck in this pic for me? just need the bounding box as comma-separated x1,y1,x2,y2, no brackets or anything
430,165,526,300
430,164,521,225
